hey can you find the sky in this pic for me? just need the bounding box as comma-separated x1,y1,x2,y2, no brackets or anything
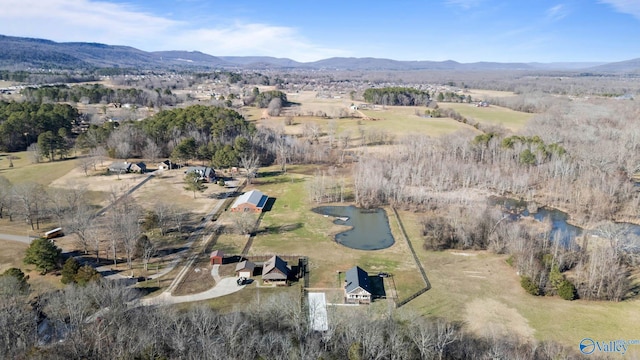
1,0,639,63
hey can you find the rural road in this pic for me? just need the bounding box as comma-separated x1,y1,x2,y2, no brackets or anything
0,233,36,244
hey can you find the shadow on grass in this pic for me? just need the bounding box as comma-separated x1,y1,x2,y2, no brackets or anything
369,275,386,300
262,197,276,212
257,222,303,235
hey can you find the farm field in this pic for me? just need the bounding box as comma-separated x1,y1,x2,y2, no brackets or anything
245,91,531,139
439,102,533,131
211,166,426,301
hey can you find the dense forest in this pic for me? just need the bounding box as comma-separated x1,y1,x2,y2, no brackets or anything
21,84,154,106
363,87,431,106
0,101,77,152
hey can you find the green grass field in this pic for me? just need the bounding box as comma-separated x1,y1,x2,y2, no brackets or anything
0,151,79,185
213,166,425,300
439,103,533,131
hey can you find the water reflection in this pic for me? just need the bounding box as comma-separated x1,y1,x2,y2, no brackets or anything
313,205,395,250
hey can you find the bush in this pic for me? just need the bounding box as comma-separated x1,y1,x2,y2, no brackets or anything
75,265,101,286
557,279,577,300
61,257,80,284
505,255,514,267
520,275,540,296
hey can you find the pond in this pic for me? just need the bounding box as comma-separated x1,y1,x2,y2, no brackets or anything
312,205,395,250
489,196,640,247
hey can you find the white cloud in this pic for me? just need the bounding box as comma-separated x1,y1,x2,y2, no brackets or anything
0,0,347,61
164,23,348,62
546,4,569,21
599,0,640,20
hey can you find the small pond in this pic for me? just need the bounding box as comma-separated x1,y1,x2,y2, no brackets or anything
312,205,395,250
489,196,640,247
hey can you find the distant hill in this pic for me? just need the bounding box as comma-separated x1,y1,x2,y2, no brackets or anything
219,56,303,68
586,58,640,73
152,51,230,67
1,34,638,73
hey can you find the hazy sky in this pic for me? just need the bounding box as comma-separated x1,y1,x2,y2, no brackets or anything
1,0,639,63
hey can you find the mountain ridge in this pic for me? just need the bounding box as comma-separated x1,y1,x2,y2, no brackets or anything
0,34,636,72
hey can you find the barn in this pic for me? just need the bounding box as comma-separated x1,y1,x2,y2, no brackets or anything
230,190,268,213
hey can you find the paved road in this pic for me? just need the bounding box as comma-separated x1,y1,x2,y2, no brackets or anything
0,233,36,244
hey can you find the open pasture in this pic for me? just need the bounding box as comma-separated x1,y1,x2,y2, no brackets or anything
396,210,640,351
440,102,533,131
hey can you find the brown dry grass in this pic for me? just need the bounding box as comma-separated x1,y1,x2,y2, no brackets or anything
171,256,215,296
0,241,28,273
395,210,640,350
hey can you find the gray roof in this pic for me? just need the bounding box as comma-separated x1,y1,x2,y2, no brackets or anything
345,266,371,294
186,166,214,178
262,255,289,280
231,190,268,209
235,260,256,272
109,162,131,172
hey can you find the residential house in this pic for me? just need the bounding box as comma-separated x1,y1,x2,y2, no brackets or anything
344,266,372,304
185,166,216,182
231,190,268,213
262,255,290,285
108,162,131,174
157,160,179,171
210,250,225,265
235,260,256,278
130,162,147,173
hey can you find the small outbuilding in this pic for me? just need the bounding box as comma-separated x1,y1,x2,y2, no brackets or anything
210,250,225,265
262,255,290,285
235,260,256,278
231,190,268,213
344,266,372,304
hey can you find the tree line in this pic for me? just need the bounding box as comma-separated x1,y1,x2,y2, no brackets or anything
363,87,431,106
22,84,143,104
0,276,589,360
0,100,77,152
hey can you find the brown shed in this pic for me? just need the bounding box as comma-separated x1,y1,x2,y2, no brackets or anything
210,250,225,265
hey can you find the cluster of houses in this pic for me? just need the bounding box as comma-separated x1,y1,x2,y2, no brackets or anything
108,160,218,185
107,159,379,306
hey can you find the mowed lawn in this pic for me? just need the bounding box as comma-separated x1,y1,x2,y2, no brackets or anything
213,165,425,300
439,103,533,132
396,210,640,352
0,151,79,185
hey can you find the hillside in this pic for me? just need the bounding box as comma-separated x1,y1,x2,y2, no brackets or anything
0,34,638,73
